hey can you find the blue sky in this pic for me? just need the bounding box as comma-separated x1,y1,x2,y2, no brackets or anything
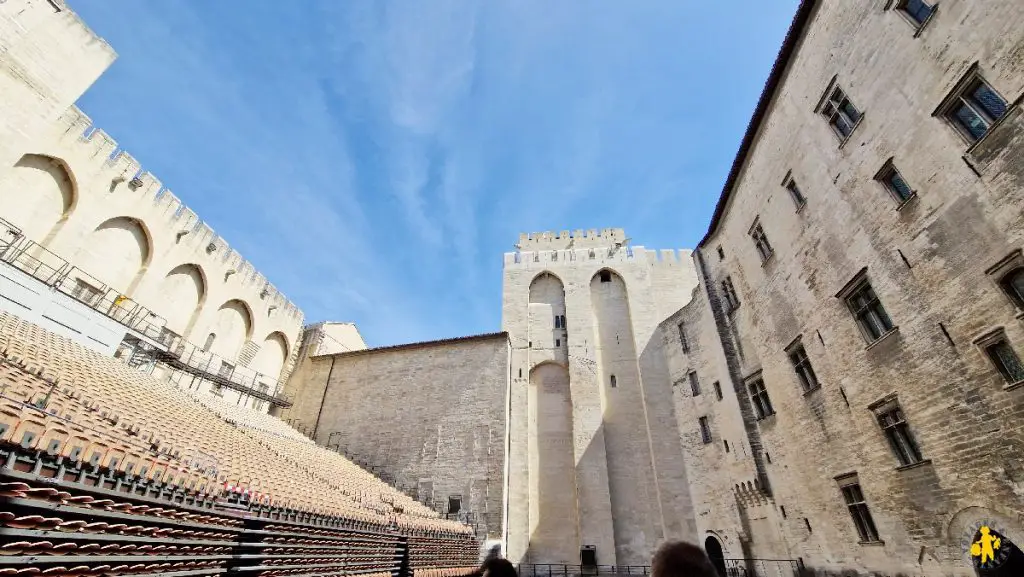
73,0,800,347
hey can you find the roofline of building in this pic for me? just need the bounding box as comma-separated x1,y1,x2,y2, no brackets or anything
697,0,819,249
329,331,510,357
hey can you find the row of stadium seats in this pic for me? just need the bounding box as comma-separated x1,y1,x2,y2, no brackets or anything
0,312,481,576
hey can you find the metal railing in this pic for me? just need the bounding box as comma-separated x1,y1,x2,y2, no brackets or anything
515,560,802,577
0,218,292,407
515,565,651,577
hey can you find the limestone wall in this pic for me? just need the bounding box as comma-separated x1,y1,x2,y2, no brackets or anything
0,0,115,172
502,238,700,566
0,104,305,405
307,334,510,540
686,0,1024,574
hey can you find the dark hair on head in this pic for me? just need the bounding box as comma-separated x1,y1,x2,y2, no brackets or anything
478,557,517,577
651,541,718,577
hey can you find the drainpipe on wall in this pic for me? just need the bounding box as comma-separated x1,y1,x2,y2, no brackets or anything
310,354,338,442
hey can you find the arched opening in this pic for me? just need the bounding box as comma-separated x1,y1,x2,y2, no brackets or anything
704,535,726,577
590,267,657,562
152,263,207,336
202,333,216,352
526,361,579,564
72,216,151,294
207,299,253,361
529,271,567,356
0,154,75,244
252,331,289,382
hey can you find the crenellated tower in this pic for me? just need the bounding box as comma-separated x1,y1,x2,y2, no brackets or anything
501,228,700,566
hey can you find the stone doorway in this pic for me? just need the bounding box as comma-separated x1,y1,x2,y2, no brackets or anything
704,535,726,577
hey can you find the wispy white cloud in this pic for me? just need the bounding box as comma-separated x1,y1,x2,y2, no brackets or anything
73,0,801,345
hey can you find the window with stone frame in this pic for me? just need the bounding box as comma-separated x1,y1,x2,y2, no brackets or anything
1000,269,1024,310
786,339,820,393
985,250,1024,311
783,171,806,210
713,381,723,401
836,475,881,543
874,159,916,205
869,397,924,467
937,71,1009,144
819,84,862,142
748,218,774,264
678,322,690,353
699,416,712,444
838,271,895,343
721,276,740,311
974,328,1024,386
689,371,701,396
896,0,935,28
746,374,775,420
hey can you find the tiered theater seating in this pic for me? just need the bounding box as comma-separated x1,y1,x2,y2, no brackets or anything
186,393,311,443
0,312,481,576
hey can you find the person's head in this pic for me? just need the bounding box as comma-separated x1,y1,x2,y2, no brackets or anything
478,557,517,577
651,540,719,577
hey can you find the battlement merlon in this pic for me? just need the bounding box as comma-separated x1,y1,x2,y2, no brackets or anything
516,228,627,251
46,106,306,318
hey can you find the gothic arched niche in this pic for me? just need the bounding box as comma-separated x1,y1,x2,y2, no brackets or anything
208,299,253,361
527,361,579,564
252,331,289,382
589,267,657,564
0,154,75,244
73,216,151,292
153,263,207,336
528,271,567,355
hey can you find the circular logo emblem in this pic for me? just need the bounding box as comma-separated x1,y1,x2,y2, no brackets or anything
961,520,1014,571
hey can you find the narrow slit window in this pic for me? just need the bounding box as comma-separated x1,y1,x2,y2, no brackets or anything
699,416,712,444
785,176,806,210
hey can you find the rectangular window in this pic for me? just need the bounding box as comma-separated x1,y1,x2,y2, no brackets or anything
749,219,774,263
875,404,924,466
820,86,862,141
875,160,915,204
722,276,740,311
942,75,1008,143
844,278,895,343
689,371,701,396
678,322,690,353
788,343,821,393
699,416,712,444
784,174,806,210
898,0,934,26
448,495,462,515
713,381,723,401
838,477,881,543
985,339,1024,384
747,376,775,420
554,315,561,329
